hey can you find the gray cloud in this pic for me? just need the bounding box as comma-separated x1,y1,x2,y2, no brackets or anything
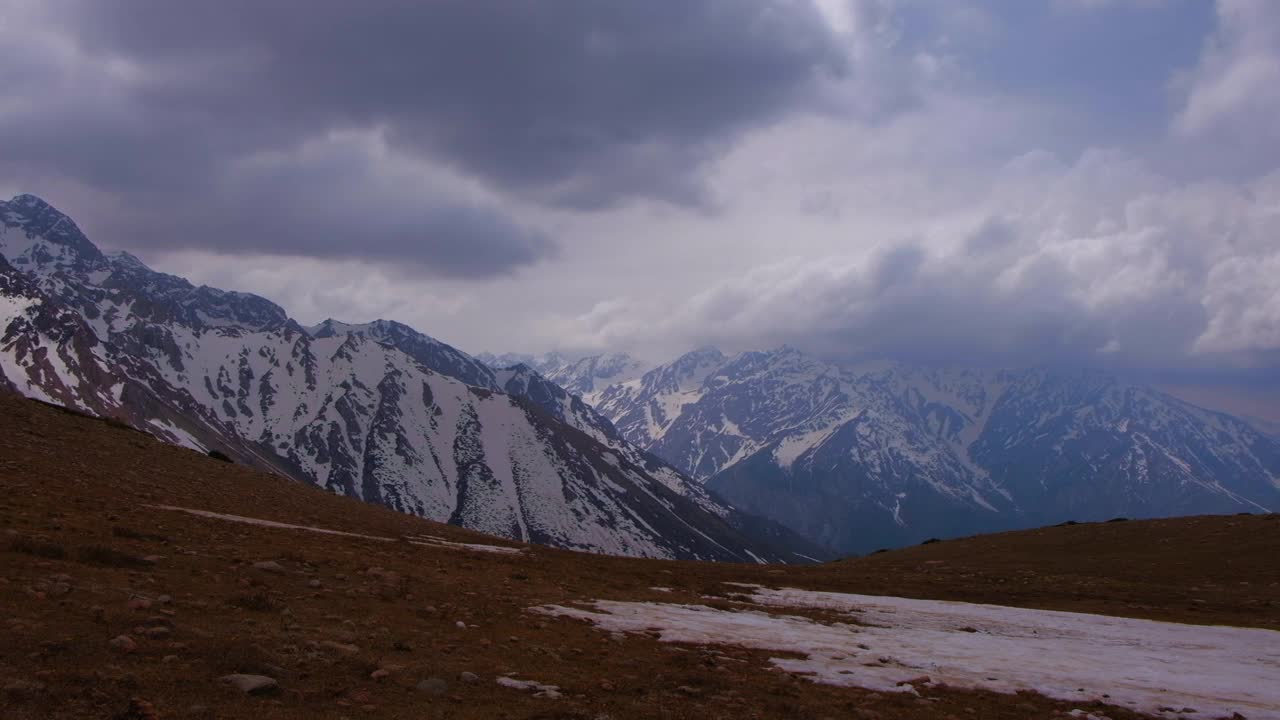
551,147,1280,376
1,0,1276,389
2,0,844,272
36,0,844,207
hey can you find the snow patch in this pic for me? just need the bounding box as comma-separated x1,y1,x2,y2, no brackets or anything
0,294,41,325
537,586,1280,720
495,677,562,699
151,505,395,541
405,533,525,555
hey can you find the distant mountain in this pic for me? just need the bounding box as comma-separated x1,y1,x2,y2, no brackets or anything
479,351,651,405
0,194,819,562
1244,415,1280,439
593,346,1280,554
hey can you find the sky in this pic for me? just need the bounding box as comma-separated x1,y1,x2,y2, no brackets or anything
2,0,1279,402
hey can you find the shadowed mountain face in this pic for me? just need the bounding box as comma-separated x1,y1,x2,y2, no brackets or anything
592,348,1280,554
0,194,821,562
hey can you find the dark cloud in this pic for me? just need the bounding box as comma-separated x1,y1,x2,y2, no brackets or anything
90,131,557,277
0,1,843,272
30,0,843,207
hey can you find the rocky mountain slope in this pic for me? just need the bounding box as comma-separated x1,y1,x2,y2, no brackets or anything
479,351,650,405
0,194,812,562
593,346,1280,553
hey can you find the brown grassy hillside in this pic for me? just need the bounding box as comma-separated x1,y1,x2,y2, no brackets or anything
2,392,1276,719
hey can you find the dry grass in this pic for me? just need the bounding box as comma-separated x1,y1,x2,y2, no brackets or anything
7,535,66,559
74,544,152,568
111,525,170,543
1,390,1276,720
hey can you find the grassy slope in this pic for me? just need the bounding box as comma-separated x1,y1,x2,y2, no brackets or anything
2,392,1277,719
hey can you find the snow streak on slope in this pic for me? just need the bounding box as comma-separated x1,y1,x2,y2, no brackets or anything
539,586,1280,720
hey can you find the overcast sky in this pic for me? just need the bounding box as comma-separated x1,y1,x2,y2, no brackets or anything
2,0,1278,391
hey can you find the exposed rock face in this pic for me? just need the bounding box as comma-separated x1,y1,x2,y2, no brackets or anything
593,347,1280,553
0,194,817,562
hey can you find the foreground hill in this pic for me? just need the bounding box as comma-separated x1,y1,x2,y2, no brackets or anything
0,193,811,562
2,391,1277,719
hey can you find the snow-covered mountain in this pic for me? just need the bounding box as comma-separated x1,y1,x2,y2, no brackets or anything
592,346,1280,553
479,351,651,405
0,194,819,562
1244,415,1280,439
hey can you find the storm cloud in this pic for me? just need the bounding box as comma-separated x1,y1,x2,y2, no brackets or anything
2,0,846,273
1,1,1278,391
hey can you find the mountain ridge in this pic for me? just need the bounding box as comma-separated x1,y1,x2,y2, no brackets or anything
584,344,1280,553
0,193,817,562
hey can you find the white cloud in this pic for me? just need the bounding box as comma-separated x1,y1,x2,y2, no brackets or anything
545,149,1280,368
1174,0,1280,143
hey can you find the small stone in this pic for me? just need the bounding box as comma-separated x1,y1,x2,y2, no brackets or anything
416,677,448,695
110,635,138,653
157,595,173,604
599,680,616,691
318,640,360,655
459,672,480,684
348,689,372,703
118,697,160,720
220,674,279,695
252,561,285,574
455,621,466,629
307,579,321,589
126,597,152,611
370,669,391,681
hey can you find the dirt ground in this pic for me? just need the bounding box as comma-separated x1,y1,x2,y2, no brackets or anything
2,392,1277,719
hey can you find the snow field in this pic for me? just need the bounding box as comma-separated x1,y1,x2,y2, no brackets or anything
537,585,1280,719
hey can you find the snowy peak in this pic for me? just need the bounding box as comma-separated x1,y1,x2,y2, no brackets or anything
310,317,498,390
478,350,652,405
545,352,651,402
0,199,290,334
0,194,105,273
477,351,564,372
1,195,819,562
590,346,1280,554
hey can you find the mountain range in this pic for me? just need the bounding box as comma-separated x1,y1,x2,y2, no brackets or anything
579,347,1280,553
5,193,1276,560
0,194,817,562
